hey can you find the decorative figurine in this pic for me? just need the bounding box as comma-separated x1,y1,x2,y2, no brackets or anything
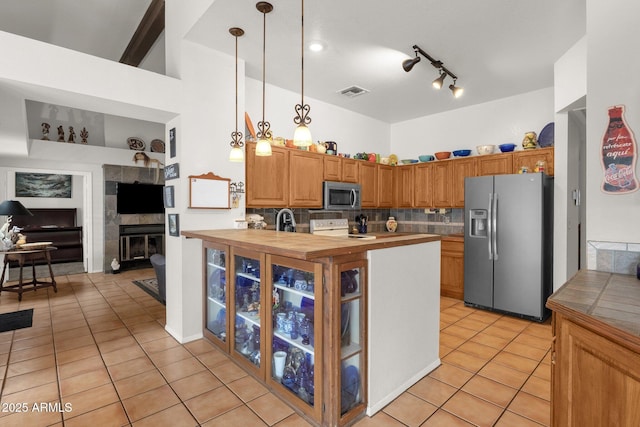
111,258,120,274
68,126,75,143
80,127,88,144
41,122,50,140
57,125,65,142
522,131,538,150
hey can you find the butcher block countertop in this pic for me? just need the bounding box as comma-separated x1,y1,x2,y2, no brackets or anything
181,229,440,261
547,270,640,347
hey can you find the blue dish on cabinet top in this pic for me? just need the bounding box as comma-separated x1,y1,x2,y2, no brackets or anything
499,143,516,152
418,154,434,162
452,149,471,157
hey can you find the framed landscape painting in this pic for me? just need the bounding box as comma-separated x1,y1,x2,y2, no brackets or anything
15,172,72,198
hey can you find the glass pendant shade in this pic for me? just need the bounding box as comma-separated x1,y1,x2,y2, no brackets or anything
293,124,312,147
229,146,244,162
255,138,272,156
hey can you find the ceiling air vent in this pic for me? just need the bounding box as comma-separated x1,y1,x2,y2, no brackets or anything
338,85,369,98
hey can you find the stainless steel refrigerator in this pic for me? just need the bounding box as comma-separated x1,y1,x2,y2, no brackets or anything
464,173,553,321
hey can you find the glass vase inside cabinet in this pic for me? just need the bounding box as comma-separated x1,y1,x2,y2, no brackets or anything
231,248,264,374
269,256,323,420
339,262,366,422
204,242,229,351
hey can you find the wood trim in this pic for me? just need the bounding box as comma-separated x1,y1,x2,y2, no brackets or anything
120,0,165,67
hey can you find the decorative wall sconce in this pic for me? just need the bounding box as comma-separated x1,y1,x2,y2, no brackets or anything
402,44,463,98
229,27,245,162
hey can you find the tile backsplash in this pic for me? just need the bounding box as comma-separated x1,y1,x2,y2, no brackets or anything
588,240,640,275
246,208,464,235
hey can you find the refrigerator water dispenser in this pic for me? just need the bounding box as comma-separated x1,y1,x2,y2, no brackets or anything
469,209,488,238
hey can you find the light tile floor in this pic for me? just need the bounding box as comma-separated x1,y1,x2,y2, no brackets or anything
0,268,551,426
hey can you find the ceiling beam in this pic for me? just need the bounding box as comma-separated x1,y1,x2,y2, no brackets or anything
119,0,165,67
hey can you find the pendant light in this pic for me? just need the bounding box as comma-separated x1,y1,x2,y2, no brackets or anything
229,27,245,162
293,0,312,147
255,2,273,156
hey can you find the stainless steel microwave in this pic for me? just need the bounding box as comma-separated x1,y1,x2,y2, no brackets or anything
323,181,361,210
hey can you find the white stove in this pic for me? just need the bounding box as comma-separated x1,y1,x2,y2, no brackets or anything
309,218,376,239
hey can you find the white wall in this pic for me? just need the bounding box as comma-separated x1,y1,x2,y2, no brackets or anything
245,78,390,156
585,0,640,244
553,37,587,287
390,88,554,159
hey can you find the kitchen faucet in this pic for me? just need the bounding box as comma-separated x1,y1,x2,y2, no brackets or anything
276,208,296,232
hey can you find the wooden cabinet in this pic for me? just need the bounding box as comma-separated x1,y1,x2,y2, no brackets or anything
440,236,464,299
289,150,323,208
451,158,476,208
477,153,513,176
377,164,394,208
323,156,342,181
432,162,451,208
512,147,554,176
414,162,433,208
358,161,377,207
246,143,289,207
552,312,640,427
201,239,366,426
394,165,415,207
342,158,359,183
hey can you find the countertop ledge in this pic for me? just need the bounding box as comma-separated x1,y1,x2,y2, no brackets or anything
182,229,440,260
547,269,640,350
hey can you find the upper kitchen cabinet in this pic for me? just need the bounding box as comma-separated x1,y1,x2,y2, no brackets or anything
414,162,433,208
477,153,513,176
512,147,554,176
358,162,377,208
432,162,451,208
246,143,289,207
451,158,477,207
341,158,359,183
323,156,342,181
394,165,415,208
289,150,323,208
323,156,358,183
377,164,394,208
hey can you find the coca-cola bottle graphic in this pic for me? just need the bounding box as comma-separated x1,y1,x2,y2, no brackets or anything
601,105,639,193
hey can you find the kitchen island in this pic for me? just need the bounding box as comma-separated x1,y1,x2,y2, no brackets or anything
182,229,441,426
546,270,640,427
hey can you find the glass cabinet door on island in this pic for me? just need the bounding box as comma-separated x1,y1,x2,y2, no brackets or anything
230,248,265,376
338,261,367,423
203,242,229,351
268,255,323,421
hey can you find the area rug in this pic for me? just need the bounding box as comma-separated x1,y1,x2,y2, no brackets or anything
0,308,34,333
132,278,164,304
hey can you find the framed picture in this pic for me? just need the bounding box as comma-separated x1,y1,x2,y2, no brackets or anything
168,214,180,237
164,163,179,180
15,172,72,198
169,127,176,158
164,185,175,208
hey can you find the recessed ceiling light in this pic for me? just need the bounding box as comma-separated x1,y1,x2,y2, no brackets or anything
308,41,325,52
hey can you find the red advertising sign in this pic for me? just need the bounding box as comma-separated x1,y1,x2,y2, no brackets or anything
601,105,639,193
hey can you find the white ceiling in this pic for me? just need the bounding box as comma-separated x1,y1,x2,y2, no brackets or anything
0,0,585,124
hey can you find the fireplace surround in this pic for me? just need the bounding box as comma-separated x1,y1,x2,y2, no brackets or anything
103,164,165,272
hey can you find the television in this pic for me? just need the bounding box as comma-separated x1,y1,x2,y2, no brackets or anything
116,183,165,214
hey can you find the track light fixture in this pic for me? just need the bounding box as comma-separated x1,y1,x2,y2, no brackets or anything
432,70,447,89
403,44,463,97
449,79,464,98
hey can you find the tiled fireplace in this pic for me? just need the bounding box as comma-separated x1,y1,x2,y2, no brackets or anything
103,164,164,272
